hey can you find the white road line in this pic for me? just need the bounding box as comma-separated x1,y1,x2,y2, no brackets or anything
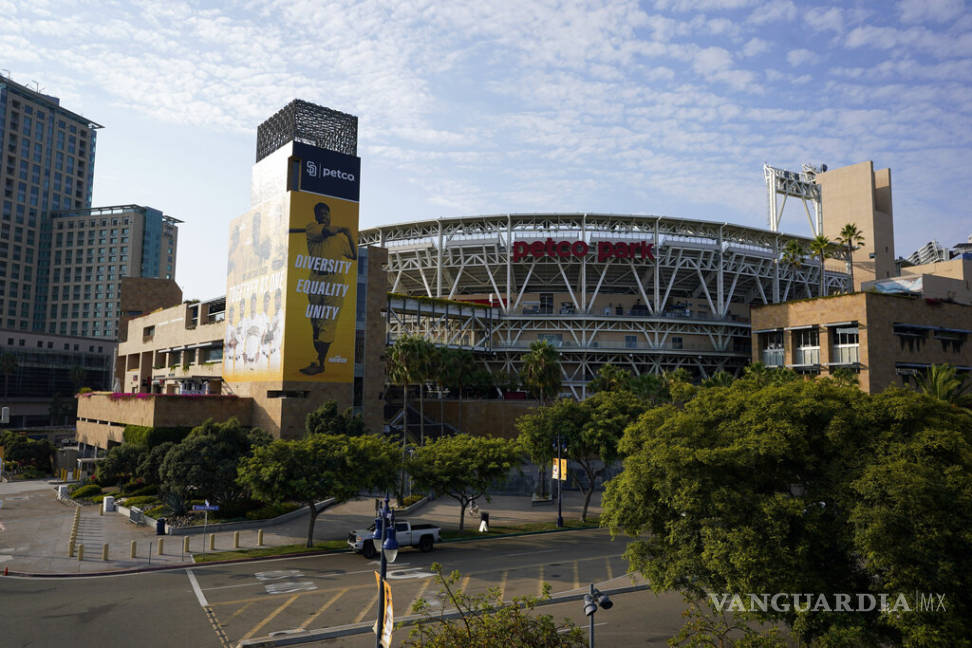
186,569,209,607
503,549,556,558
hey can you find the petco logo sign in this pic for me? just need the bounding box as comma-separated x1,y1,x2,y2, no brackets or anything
512,238,654,263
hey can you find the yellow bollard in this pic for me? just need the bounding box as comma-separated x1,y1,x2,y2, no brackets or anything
257,529,264,546
183,536,190,554
78,544,84,561
209,534,215,551
233,531,240,549
68,541,75,557
102,544,109,561
130,540,137,558
157,538,164,555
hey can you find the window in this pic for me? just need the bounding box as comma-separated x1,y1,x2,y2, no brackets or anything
625,335,637,349
672,336,683,350
793,328,820,366
760,331,784,367
539,293,554,315
830,326,859,365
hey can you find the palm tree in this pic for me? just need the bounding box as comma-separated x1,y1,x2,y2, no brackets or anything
781,240,805,300
520,340,562,407
1,353,16,398
413,338,434,446
520,340,562,500
388,334,421,442
836,223,865,292
808,234,833,297
914,364,971,408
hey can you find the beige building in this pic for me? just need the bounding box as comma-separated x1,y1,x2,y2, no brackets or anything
76,247,387,448
816,160,896,290
751,288,971,393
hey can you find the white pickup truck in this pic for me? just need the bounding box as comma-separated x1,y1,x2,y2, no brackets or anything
348,520,441,558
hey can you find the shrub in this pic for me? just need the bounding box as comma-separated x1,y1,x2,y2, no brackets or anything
127,484,159,497
400,494,426,508
71,484,102,499
146,505,171,518
119,479,145,495
90,494,105,504
245,502,301,520
120,495,159,509
123,425,192,448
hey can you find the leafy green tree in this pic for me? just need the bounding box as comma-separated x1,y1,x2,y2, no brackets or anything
0,430,54,472
159,418,270,511
602,379,972,646
305,400,365,436
836,223,864,292
702,370,735,388
849,389,972,647
239,433,399,547
440,348,479,434
136,441,175,485
404,563,586,648
913,363,971,409
408,434,521,530
808,234,834,297
589,363,633,393
95,443,147,485
1,352,16,398
515,406,557,501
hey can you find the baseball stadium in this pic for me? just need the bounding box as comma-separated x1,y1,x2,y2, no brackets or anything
362,212,850,398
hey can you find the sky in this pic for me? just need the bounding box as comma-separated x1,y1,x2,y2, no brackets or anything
1,0,970,301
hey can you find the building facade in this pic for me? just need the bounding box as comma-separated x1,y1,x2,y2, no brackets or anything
751,256,971,393
0,76,101,333
44,204,180,338
362,214,849,398
0,327,115,427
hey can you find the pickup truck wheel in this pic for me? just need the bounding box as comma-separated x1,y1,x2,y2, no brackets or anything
362,540,377,559
418,535,434,553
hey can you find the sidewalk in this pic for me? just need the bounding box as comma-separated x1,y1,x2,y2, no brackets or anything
0,480,602,575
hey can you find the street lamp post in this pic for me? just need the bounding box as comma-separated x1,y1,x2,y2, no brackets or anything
582,584,613,648
556,433,564,528
374,495,399,648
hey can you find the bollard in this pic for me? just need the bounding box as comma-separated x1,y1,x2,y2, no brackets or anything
102,543,109,561
257,529,264,546
130,540,137,558
77,544,84,561
233,531,240,549
157,538,164,555
68,541,75,557
209,534,215,551
183,536,190,554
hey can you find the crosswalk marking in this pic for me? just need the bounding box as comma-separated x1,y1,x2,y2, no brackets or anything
498,570,508,602
354,590,380,623
301,588,347,629
538,565,544,596
572,561,580,590
239,594,300,641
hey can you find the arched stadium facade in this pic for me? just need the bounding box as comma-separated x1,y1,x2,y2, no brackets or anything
361,213,849,398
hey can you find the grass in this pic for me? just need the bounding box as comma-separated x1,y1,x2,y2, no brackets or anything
440,516,600,540
192,517,602,563
194,539,348,562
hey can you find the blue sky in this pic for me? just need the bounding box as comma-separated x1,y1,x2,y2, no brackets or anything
2,0,970,300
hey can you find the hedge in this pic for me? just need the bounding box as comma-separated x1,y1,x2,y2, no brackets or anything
122,425,192,448
71,484,102,499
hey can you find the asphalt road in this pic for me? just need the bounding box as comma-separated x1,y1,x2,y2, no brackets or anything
0,528,688,647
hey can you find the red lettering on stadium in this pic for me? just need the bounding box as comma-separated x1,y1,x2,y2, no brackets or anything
512,238,654,262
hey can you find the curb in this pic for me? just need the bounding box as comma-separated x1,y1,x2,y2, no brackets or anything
0,526,606,578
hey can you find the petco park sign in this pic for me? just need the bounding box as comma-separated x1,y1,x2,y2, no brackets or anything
512,238,655,263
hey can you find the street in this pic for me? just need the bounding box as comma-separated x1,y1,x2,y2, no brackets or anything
0,528,688,647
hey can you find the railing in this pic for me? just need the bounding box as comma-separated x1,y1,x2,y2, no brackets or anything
761,349,784,367
831,345,859,365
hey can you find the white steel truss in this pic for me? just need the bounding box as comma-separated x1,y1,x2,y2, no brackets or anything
364,213,849,397
764,163,824,236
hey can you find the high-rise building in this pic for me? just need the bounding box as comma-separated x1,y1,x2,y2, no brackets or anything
0,75,101,332
45,204,180,339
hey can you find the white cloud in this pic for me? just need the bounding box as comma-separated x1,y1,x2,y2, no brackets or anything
805,7,843,33
898,0,966,24
747,0,797,25
741,37,770,57
786,49,815,66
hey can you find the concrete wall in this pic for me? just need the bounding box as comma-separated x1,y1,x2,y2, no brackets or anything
117,277,183,342
816,161,896,290
751,292,972,393
77,392,253,448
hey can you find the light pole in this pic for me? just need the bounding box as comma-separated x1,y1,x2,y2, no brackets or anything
582,584,613,648
556,433,564,528
374,495,399,648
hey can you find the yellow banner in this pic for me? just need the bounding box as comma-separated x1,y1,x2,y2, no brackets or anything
552,457,567,481
373,571,394,648
282,190,358,383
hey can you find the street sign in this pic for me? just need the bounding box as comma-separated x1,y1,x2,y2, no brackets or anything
192,504,219,511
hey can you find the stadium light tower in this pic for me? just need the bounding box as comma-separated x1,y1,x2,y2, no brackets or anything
763,162,825,236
